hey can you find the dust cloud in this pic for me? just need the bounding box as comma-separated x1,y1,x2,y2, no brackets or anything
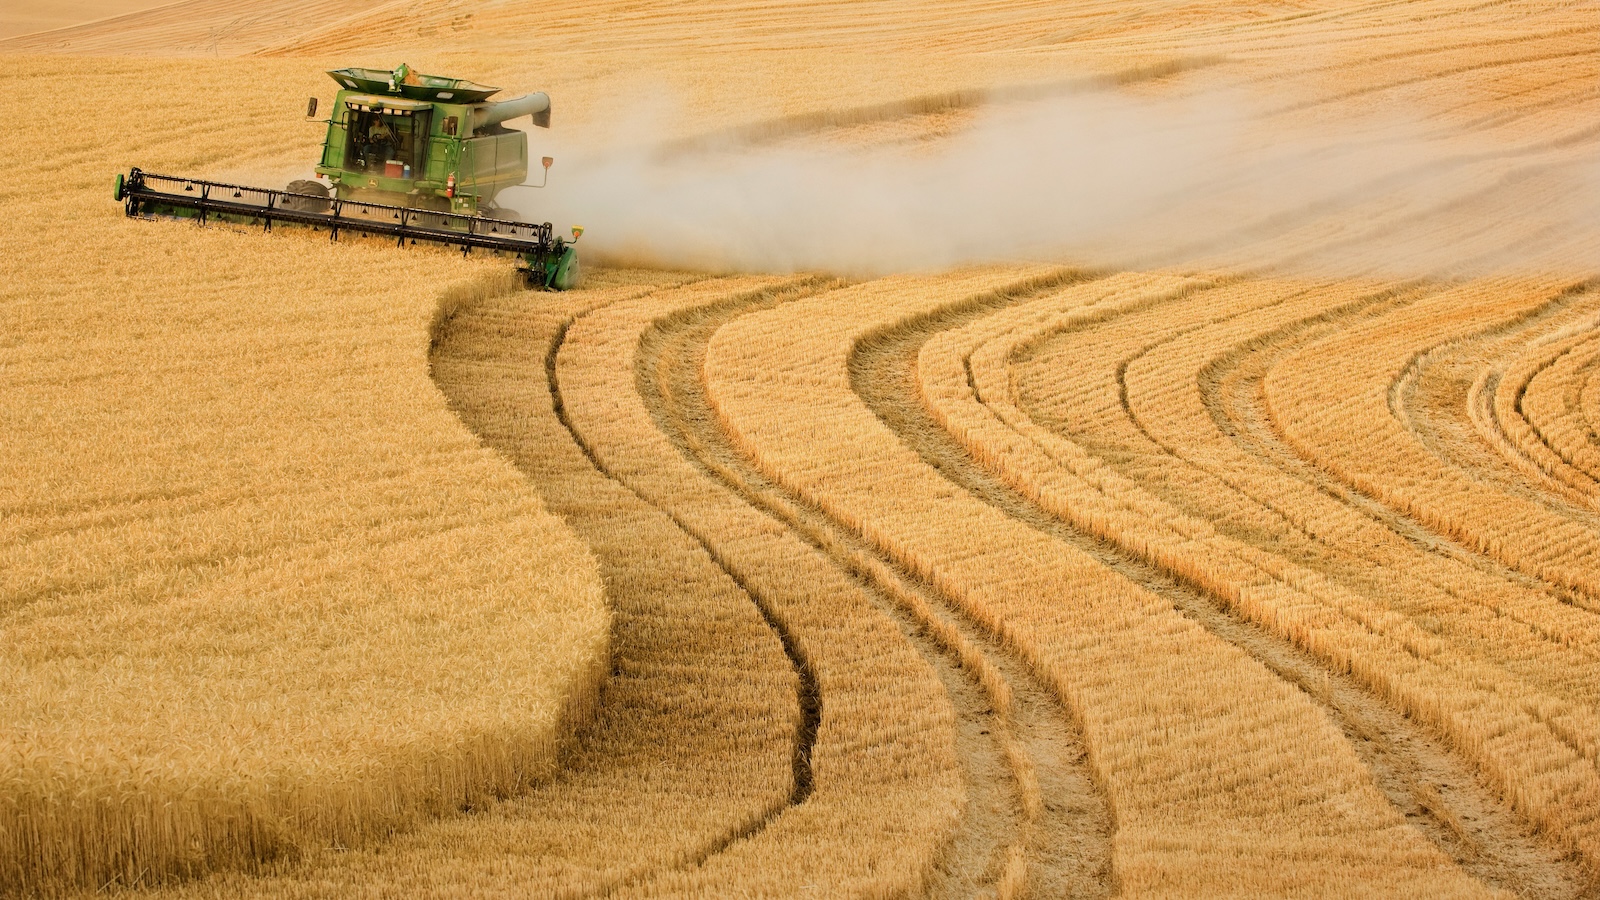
502,87,1600,279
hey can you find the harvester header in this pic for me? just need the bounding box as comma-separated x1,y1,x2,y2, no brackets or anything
115,63,581,290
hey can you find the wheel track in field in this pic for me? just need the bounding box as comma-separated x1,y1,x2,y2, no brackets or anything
547,303,822,858
1110,279,1600,626
1520,333,1600,483
1079,281,1600,893
635,283,1113,898
1195,280,1600,619
1545,337,1600,478
1392,280,1600,516
427,282,807,895
1182,286,1600,892
1209,281,1600,617
852,278,1596,899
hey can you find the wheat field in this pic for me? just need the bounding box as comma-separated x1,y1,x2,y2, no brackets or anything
3,0,1599,897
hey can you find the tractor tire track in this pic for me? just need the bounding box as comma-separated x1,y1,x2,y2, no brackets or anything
850,284,1594,899
427,281,805,896
548,301,821,855
1519,334,1600,484
1201,284,1600,621
1190,289,1600,894
1092,280,1600,647
1527,335,1600,483
637,285,1113,899
1394,281,1600,517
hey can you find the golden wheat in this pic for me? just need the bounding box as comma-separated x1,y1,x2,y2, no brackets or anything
0,57,607,895
1473,323,1600,502
5,0,1599,894
559,280,972,894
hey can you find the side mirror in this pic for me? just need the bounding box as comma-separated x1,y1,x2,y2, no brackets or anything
306,97,319,118
530,157,556,189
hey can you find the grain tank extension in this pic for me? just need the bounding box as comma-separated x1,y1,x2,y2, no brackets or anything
115,64,582,290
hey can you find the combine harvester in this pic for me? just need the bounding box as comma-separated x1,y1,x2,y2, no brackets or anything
116,65,582,290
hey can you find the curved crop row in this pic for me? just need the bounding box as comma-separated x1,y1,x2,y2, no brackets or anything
159,271,806,897
555,280,970,895
1265,278,1600,599
1390,282,1600,517
1472,318,1600,503
701,267,1494,896
638,284,1114,897
944,273,1600,889
1520,332,1600,483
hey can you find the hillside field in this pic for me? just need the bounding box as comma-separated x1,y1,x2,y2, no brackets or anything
2,0,1598,897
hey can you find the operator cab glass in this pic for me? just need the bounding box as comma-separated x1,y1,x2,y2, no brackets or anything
344,106,431,177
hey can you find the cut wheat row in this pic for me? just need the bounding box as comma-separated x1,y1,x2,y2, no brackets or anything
1122,279,1600,705
555,278,982,895
955,272,1599,891
1517,331,1600,483
1394,282,1600,513
1012,273,1600,699
703,266,1495,896
925,273,1600,878
1265,278,1600,598
638,282,1115,897
1472,322,1600,503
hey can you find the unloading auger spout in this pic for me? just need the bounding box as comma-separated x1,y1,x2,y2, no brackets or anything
112,64,582,290
474,92,552,131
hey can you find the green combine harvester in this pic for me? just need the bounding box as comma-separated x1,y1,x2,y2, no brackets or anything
116,64,581,290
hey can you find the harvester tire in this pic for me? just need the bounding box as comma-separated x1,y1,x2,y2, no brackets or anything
284,180,331,213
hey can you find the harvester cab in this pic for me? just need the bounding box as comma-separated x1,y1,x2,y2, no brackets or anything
312,64,551,216
115,64,581,291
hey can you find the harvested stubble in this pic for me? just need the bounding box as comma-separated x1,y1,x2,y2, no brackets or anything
0,57,607,895
1265,279,1600,600
1397,286,1600,514
1470,324,1600,507
1504,330,1600,490
557,280,975,895
926,273,1600,883
702,267,1494,897
633,283,1116,898
8,0,1600,893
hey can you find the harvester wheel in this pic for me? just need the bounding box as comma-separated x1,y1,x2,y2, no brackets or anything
283,179,330,213
483,206,523,222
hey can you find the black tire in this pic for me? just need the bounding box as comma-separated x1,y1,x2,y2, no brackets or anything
482,205,523,222
283,179,330,213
